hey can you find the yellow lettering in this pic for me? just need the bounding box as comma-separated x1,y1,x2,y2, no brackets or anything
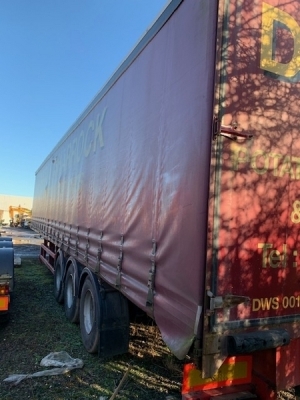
292,156,300,179
261,297,273,310
282,296,289,308
251,150,269,174
258,243,289,268
291,200,300,224
269,249,281,268
261,2,300,78
252,298,261,311
252,297,279,311
269,153,282,176
279,156,295,179
258,242,273,268
272,297,279,310
231,143,249,170
230,146,300,181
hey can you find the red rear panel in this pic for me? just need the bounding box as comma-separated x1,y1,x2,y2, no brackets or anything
208,0,300,330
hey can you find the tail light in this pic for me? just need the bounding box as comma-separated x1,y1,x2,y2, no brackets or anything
0,284,9,295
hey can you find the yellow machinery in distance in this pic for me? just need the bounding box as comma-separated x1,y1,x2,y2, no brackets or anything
9,206,32,228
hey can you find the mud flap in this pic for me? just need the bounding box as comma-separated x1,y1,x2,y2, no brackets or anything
98,283,130,359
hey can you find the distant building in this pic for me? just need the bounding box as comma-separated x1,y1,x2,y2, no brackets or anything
0,194,33,225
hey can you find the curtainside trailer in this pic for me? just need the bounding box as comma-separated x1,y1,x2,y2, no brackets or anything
32,0,300,398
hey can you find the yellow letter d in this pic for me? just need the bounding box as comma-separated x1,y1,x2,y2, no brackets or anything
260,2,300,78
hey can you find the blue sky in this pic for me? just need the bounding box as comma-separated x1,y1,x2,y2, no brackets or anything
0,0,168,197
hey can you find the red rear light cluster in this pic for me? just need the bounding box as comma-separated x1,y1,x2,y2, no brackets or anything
0,284,9,295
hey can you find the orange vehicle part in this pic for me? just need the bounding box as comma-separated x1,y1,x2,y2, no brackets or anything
0,296,9,311
182,356,252,394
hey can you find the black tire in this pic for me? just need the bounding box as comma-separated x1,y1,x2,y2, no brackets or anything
54,254,64,304
80,276,100,353
64,262,80,323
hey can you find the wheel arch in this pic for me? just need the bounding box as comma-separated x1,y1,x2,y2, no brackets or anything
78,267,100,300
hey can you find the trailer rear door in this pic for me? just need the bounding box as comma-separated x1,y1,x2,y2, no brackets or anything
206,0,300,343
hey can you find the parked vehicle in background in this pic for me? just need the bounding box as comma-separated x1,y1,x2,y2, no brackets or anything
0,237,14,317
9,206,32,228
32,1,300,398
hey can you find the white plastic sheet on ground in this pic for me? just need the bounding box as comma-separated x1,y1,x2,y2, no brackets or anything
4,351,84,385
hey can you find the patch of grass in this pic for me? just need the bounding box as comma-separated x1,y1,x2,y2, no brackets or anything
0,258,181,400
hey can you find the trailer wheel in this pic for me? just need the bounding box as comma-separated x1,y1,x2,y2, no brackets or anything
64,261,80,323
54,254,64,304
80,276,100,353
